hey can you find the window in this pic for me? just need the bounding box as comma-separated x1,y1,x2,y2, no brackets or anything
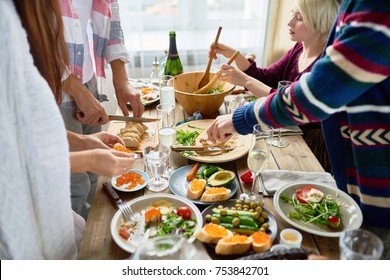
118,0,270,77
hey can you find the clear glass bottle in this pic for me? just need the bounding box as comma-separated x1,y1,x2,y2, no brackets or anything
159,49,168,77
164,31,183,76
150,56,159,86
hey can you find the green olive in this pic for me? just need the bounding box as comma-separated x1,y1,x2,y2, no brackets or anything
232,218,240,227
220,209,227,216
244,200,251,206
231,207,236,210
259,227,266,232
258,216,265,223
218,205,224,209
211,217,220,224
252,212,260,219
261,212,268,219
262,223,269,230
205,214,212,222
236,206,243,210
250,202,257,209
249,209,254,212
231,211,239,217
235,199,242,205
255,206,263,214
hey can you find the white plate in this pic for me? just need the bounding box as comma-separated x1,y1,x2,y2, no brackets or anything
110,193,203,253
111,169,149,192
129,81,160,106
175,119,252,163
168,164,237,205
273,182,363,237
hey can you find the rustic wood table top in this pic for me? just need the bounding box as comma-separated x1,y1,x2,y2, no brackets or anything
78,98,340,260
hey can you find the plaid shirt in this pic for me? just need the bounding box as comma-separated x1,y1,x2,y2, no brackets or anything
60,0,129,107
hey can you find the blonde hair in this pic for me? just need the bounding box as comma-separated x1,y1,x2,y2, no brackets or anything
296,0,340,46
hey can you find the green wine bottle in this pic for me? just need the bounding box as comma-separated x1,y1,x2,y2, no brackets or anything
164,31,183,76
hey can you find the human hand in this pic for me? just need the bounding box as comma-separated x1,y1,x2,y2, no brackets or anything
114,81,144,117
88,149,137,177
218,64,249,87
83,132,125,150
206,114,237,143
209,42,236,60
74,87,109,126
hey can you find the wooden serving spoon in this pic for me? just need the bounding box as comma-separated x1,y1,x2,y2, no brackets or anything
194,50,240,94
197,26,223,90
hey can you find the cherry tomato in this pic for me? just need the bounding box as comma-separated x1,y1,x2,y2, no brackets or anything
177,207,192,220
119,228,130,240
328,215,341,229
240,170,253,184
295,186,321,204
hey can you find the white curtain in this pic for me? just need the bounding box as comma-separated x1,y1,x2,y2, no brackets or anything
118,0,270,78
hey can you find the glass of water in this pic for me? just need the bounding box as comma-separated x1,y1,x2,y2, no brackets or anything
159,75,175,109
240,124,273,203
156,103,176,176
142,144,170,192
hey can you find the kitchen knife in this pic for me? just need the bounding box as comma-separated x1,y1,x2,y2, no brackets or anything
108,115,159,122
171,145,235,152
103,182,123,206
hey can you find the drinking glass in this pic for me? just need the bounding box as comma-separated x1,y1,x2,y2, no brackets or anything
224,94,245,114
240,124,273,203
142,144,170,192
339,229,384,260
159,75,175,109
156,103,176,177
271,80,292,148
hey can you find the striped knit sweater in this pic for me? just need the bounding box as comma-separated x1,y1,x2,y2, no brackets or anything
233,0,390,229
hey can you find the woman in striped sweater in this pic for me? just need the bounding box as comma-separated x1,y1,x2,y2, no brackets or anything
207,0,390,250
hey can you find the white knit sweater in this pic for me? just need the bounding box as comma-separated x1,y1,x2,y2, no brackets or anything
0,0,77,259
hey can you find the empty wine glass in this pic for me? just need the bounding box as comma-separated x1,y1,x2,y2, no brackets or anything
271,80,292,148
142,144,170,192
156,103,176,177
240,124,273,204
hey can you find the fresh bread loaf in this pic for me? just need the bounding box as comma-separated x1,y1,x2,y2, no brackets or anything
119,122,147,148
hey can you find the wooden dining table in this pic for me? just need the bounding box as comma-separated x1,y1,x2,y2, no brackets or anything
77,97,340,260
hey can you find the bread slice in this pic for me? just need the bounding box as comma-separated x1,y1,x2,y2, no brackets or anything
215,234,253,255
195,223,233,244
200,187,231,202
251,231,272,253
187,179,206,200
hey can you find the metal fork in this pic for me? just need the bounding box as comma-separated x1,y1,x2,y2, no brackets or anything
103,182,133,221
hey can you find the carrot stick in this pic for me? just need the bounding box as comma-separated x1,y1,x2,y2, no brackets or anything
186,162,200,181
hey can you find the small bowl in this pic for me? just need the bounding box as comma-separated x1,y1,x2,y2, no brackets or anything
174,71,235,117
279,228,302,248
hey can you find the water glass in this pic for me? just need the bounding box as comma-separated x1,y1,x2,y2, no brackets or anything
224,94,245,114
240,124,273,203
271,80,292,148
156,103,176,176
339,229,384,260
159,75,175,109
142,145,170,192
133,235,198,260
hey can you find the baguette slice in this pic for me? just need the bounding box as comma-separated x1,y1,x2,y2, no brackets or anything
187,179,206,200
251,231,272,253
195,223,233,244
215,234,253,255
200,187,231,202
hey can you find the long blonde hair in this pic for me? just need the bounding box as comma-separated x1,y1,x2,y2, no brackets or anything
296,0,340,46
13,0,68,104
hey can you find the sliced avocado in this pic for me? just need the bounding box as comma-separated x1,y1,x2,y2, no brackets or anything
207,170,236,187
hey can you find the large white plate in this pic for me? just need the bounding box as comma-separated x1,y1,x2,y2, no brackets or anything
273,182,363,237
169,164,237,205
175,119,252,163
111,169,149,192
201,199,278,242
111,193,203,253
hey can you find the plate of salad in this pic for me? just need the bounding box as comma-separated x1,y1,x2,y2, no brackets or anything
174,120,252,163
111,193,202,253
273,182,363,237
